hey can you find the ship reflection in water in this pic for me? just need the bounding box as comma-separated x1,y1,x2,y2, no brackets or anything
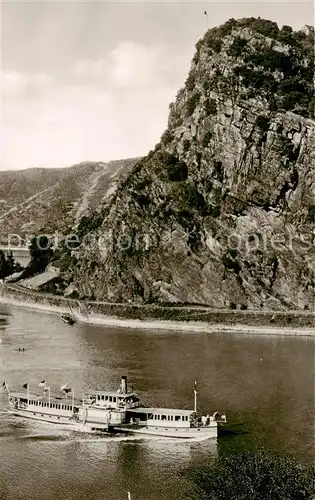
0,305,314,500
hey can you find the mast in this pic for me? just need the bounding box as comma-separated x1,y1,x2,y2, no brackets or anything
194,380,198,413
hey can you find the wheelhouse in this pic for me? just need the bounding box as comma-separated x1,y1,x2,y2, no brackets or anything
83,390,140,410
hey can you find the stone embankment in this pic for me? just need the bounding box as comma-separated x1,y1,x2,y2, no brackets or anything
0,283,314,335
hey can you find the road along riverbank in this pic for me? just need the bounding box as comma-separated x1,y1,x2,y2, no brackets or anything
0,283,314,336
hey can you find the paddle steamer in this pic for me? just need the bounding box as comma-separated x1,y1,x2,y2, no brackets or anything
3,377,226,438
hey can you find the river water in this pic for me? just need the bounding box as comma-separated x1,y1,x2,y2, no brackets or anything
0,305,314,500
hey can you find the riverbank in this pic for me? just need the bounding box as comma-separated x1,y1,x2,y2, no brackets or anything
0,283,314,336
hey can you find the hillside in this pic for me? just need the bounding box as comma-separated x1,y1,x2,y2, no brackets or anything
52,19,315,310
0,159,139,245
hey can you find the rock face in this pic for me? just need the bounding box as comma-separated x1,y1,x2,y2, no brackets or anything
0,159,139,245
58,18,315,310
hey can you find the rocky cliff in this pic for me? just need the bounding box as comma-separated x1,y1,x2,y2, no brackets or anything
56,18,315,310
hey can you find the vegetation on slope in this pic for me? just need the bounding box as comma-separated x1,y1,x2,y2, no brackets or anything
184,449,315,500
46,18,315,309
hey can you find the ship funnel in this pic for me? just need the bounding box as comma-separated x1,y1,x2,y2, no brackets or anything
121,376,128,394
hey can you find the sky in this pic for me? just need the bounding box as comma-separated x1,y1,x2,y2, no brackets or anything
1,0,314,171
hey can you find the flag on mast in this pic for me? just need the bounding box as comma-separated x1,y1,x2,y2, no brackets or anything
38,380,46,387
194,380,198,413
23,382,30,404
63,387,72,397
44,386,51,405
60,383,68,391
204,11,208,28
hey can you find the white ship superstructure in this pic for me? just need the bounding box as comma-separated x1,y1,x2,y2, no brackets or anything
4,381,80,425
2,377,226,439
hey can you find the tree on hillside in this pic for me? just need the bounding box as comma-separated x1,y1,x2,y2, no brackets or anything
0,251,8,282
6,251,16,276
19,236,54,280
184,450,315,500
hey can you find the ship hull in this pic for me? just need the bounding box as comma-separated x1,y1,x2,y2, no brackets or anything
113,424,218,439
8,409,76,425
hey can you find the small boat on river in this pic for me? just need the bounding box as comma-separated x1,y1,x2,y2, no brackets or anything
61,314,75,325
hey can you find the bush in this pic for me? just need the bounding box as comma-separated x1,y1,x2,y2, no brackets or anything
183,449,315,500
202,131,212,147
222,249,241,274
228,36,248,57
161,130,173,145
251,18,279,39
19,235,54,280
256,115,270,132
183,139,190,152
185,71,196,91
77,212,103,239
234,66,276,91
179,184,207,213
205,36,222,53
248,49,293,74
307,205,315,223
186,91,201,116
278,25,294,45
165,154,188,182
204,98,217,115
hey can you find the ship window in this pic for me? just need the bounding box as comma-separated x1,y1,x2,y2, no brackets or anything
61,405,64,410
161,415,167,421
113,397,116,402
186,416,189,421
175,416,181,421
109,396,112,402
97,395,100,400
105,396,108,401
